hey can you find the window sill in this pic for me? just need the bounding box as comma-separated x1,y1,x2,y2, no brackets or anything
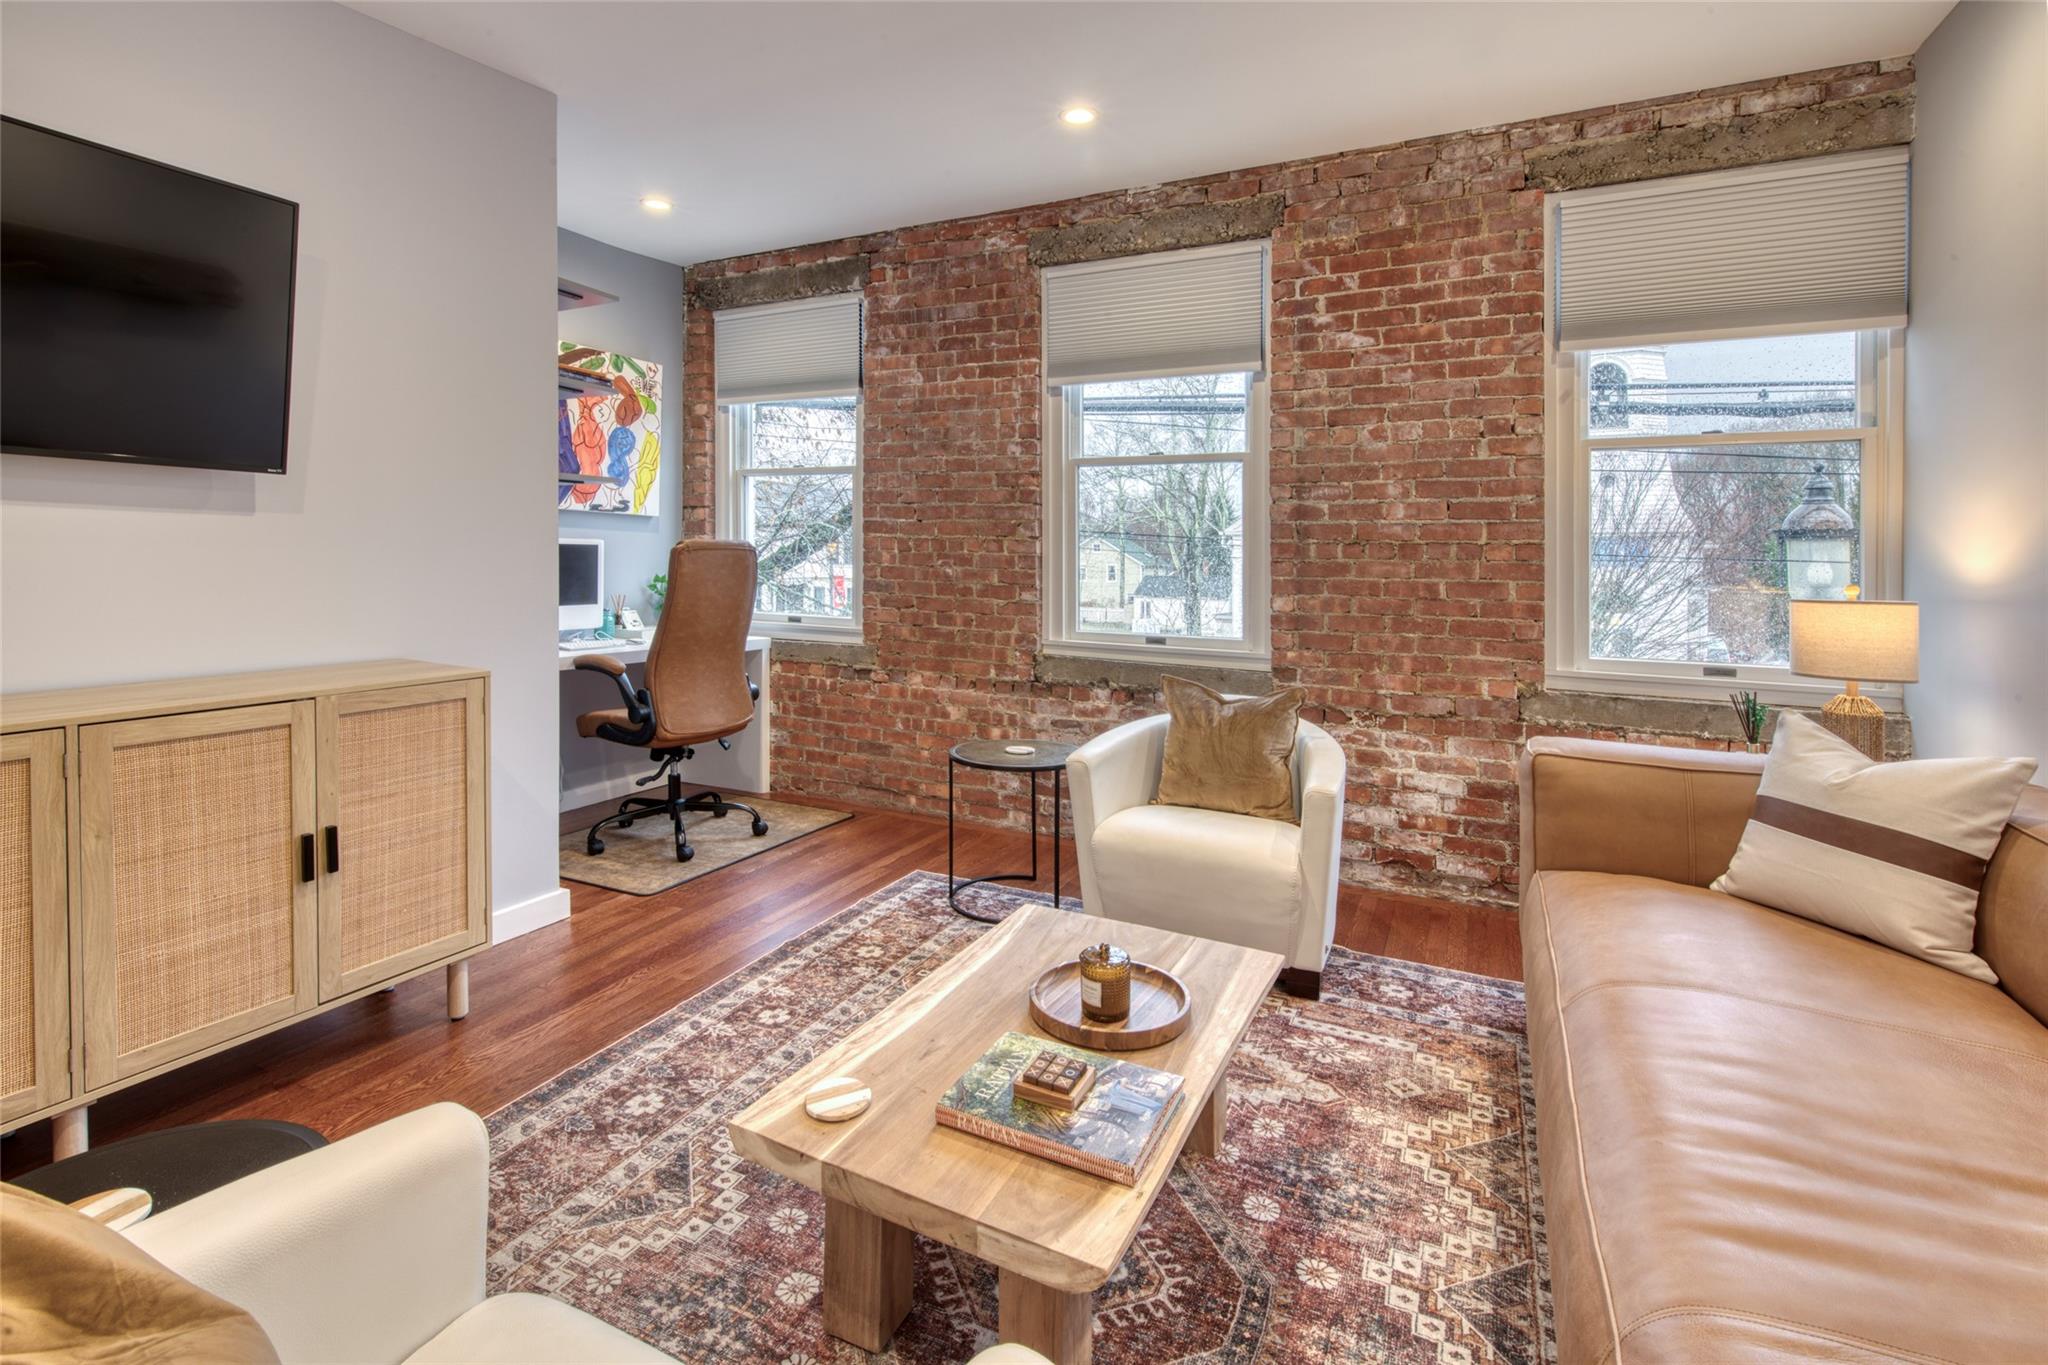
1041,638,1269,669
1543,667,1904,712
751,618,862,642
1033,651,1274,695
764,638,876,669
1525,685,1915,758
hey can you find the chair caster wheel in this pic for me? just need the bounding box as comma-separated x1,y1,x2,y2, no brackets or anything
619,819,635,829
586,837,605,855
711,806,728,818
675,844,695,863
751,818,769,837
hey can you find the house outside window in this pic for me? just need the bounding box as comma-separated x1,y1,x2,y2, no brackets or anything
1041,242,1271,666
1545,148,1909,704
712,294,863,639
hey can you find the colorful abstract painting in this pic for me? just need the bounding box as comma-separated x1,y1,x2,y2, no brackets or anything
558,342,661,516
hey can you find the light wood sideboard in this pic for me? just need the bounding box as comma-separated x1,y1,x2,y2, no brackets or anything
1,660,490,1156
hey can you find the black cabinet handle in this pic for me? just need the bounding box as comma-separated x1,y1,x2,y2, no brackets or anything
299,833,316,883
324,825,340,875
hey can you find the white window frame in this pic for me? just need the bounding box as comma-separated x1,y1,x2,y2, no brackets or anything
1041,374,1272,668
1543,325,1906,707
715,395,864,641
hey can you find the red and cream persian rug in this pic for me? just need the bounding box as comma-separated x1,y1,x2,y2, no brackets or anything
486,872,1552,1364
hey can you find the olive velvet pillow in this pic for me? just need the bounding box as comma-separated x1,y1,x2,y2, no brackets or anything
0,1182,280,1362
1154,675,1306,822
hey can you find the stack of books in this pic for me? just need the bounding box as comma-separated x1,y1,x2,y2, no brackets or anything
936,1031,1185,1185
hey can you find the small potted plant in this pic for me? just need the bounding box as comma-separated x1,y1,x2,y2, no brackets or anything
645,572,667,618
1728,691,1769,752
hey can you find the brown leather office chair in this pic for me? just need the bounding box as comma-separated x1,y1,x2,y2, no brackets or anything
573,540,769,863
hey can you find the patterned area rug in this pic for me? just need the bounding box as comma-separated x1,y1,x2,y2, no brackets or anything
487,872,1551,1364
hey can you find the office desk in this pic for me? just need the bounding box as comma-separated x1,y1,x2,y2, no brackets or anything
558,635,771,810
556,642,652,671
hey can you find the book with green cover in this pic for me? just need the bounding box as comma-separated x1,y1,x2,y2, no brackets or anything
935,1031,1187,1185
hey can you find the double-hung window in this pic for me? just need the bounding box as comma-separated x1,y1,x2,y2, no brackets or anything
714,294,863,639
1042,241,1272,665
1546,148,1909,702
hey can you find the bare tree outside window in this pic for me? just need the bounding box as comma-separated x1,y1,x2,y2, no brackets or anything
735,397,857,620
1589,440,1859,663
1584,333,1864,666
1073,373,1248,640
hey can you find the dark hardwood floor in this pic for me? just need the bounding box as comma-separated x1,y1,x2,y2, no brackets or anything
2,792,1521,1177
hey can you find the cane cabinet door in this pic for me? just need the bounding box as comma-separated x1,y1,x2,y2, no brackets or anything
315,680,487,1001
79,703,318,1088
0,729,71,1123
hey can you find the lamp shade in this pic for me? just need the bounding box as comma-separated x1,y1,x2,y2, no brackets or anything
1788,599,1920,682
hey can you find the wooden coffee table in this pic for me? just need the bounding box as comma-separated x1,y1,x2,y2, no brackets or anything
728,904,1283,1364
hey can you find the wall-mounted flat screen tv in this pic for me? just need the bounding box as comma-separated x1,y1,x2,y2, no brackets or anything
1,117,298,474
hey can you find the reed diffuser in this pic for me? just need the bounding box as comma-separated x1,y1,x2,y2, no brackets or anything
1729,691,1769,752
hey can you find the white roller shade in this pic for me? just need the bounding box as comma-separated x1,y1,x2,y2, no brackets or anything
714,293,862,402
1043,240,1269,388
1553,147,1909,351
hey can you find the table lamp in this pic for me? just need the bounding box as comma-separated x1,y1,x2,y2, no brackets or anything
1788,588,1919,760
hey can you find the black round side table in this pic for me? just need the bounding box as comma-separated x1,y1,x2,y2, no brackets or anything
13,1119,327,1216
947,739,1077,923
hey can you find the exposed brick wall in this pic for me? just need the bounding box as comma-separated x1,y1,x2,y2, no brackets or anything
682,59,1914,906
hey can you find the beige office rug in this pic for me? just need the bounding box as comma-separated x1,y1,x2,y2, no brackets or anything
557,796,850,894
485,870,1550,1364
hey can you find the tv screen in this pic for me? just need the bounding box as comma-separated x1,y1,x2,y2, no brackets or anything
1,117,298,474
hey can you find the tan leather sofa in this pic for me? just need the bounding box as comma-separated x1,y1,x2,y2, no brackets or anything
1518,737,2048,1364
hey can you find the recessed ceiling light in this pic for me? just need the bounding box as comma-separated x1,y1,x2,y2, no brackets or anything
640,195,673,214
1060,106,1098,127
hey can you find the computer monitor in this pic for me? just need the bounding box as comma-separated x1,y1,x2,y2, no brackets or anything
559,538,603,632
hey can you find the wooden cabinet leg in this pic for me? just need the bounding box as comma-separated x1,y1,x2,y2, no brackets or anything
822,1197,912,1352
998,1267,1092,1365
1187,1075,1227,1158
447,960,470,1020
52,1105,88,1160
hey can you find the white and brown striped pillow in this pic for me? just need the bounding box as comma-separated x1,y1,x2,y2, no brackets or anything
1711,712,2037,982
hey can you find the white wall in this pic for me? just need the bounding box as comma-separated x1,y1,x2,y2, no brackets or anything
554,230,688,806
557,228,685,611
0,2,568,935
1903,0,2048,766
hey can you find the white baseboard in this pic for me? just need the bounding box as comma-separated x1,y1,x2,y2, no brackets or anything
561,771,644,811
560,758,764,814
493,886,571,942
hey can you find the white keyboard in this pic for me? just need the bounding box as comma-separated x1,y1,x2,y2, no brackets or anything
558,638,621,653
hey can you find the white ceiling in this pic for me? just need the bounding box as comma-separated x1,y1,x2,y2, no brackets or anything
352,1,1951,268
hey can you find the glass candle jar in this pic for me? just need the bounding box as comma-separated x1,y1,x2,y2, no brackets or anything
1078,942,1131,1023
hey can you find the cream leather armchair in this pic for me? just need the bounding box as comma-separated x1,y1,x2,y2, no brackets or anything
1068,713,1346,998
124,1103,671,1364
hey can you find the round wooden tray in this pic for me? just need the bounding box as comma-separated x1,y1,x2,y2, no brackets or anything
1027,960,1190,1051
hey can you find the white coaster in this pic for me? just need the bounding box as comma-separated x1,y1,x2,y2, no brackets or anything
804,1076,872,1122
1004,744,1035,755
70,1187,152,1231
